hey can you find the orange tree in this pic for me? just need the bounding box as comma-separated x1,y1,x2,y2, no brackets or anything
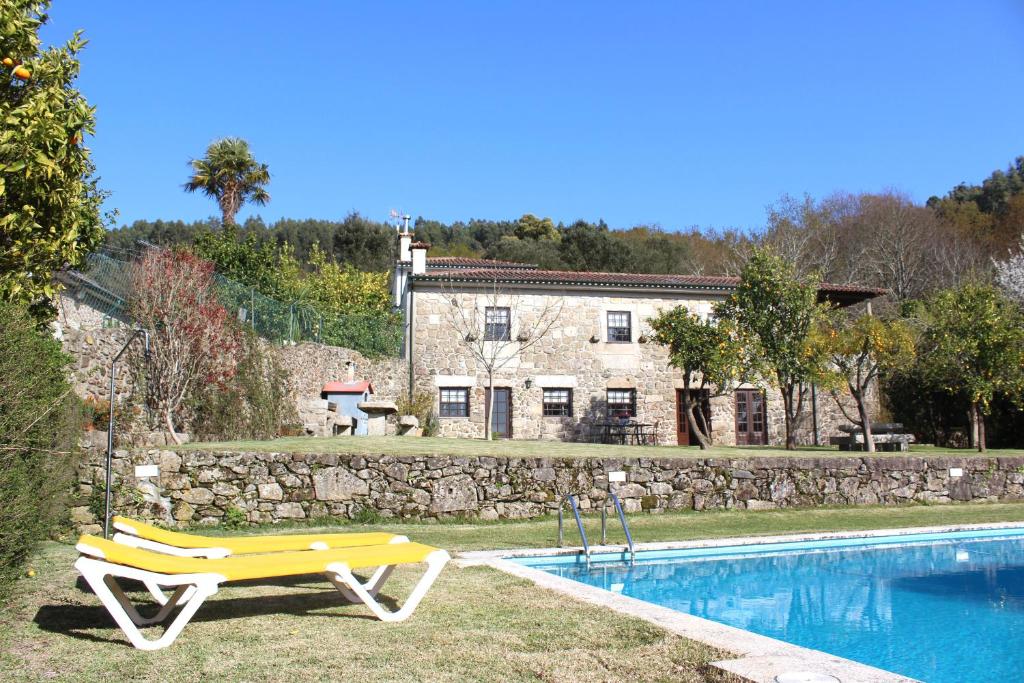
918,284,1024,452
649,307,744,449
0,0,105,319
715,248,830,449
822,313,916,452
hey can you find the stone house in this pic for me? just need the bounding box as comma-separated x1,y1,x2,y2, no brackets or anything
392,231,884,446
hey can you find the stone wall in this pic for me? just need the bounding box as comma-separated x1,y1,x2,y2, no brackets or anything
61,327,135,401
70,448,1024,532
411,285,860,447
275,341,407,404
55,295,409,430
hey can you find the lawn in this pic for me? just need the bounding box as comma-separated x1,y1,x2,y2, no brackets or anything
5,503,1024,682
178,435,1024,460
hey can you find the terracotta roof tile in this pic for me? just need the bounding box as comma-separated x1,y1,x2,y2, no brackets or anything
413,267,888,302
425,257,538,269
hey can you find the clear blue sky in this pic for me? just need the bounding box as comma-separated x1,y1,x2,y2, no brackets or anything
42,1,1024,233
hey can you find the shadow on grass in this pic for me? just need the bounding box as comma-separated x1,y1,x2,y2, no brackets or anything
36,574,398,647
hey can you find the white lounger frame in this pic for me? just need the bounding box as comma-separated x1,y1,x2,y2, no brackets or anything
75,541,450,650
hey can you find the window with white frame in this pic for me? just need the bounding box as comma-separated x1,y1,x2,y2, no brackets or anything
607,311,631,342
484,306,511,341
607,389,636,418
542,388,573,416
439,388,469,417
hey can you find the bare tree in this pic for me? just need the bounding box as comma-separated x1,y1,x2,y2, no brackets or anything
994,237,1024,305
441,278,564,440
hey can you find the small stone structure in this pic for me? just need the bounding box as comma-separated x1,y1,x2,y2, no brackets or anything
70,447,1024,532
358,400,398,436
398,415,421,436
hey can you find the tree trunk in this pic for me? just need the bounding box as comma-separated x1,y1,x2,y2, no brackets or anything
686,405,711,450
484,375,493,441
967,407,977,450
783,385,796,450
975,402,987,453
853,388,874,453
165,409,182,445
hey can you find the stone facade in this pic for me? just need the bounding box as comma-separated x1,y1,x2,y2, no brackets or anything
408,284,860,447
70,447,1024,532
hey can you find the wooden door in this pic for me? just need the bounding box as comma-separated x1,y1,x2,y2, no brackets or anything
735,389,767,446
676,389,711,446
488,388,512,439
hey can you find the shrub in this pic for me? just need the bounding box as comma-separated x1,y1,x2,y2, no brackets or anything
396,391,439,437
189,331,296,441
0,301,80,600
131,248,241,444
223,506,248,529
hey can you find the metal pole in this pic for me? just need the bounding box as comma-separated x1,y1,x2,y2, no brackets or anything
557,504,564,547
811,384,820,447
104,329,149,539
601,505,607,544
104,363,117,539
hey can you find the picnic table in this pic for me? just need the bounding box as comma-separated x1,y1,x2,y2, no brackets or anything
596,421,655,446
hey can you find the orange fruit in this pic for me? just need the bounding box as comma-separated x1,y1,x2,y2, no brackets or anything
2,58,13,67
13,66,30,80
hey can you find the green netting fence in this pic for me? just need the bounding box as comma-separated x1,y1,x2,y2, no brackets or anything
61,252,403,358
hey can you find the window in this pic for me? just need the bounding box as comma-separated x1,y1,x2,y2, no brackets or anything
607,389,637,418
485,307,511,341
542,388,573,417
439,388,469,417
607,311,631,342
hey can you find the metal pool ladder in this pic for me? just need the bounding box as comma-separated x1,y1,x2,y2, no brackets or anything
557,493,636,565
601,492,636,563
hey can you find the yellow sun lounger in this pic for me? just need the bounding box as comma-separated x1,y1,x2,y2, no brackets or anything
111,516,411,607
111,516,402,557
75,534,449,650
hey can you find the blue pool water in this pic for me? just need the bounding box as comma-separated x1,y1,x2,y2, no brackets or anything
516,528,1024,682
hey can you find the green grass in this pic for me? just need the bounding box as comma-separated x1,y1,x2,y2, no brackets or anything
6,502,1024,681
179,435,1024,459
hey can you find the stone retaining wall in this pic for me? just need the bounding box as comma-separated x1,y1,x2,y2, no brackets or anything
71,448,1024,533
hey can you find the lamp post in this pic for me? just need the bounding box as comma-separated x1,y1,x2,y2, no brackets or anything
104,329,150,539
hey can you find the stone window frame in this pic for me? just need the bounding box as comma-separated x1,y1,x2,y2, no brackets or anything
439,387,470,418
542,388,573,417
606,311,632,343
484,306,511,341
607,388,637,418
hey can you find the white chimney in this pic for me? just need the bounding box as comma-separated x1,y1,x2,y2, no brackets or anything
398,233,412,262
411,241,429,275
346,361,355,382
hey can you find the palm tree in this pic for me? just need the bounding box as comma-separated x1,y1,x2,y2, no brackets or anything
184,137,270,226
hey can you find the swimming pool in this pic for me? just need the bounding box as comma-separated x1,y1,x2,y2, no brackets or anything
514,528,1024,682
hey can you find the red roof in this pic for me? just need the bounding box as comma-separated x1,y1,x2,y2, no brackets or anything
321,380,374,395
426,257,537,270
413,267,888,304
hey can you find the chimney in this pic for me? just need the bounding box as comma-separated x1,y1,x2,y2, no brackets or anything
399,233,412,262
346,360,355,383
411,241,430,275
396,214,413,262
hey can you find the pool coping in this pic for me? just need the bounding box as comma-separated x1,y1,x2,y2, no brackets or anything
460,521,1024,683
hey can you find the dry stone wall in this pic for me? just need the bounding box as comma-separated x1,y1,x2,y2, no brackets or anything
70,448,1024,533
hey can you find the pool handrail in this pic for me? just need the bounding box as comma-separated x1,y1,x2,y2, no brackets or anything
557,494,591,563
600,492,636,563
